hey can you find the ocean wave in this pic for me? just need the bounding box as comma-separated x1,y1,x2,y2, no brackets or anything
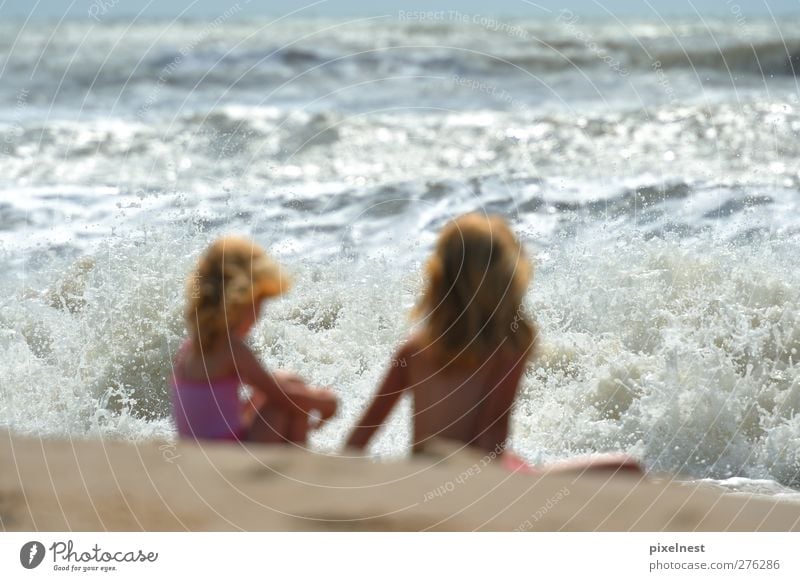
645,40,800,77
92,39,800,87
3,19,800,105
2,229,800,485
516,234,800,485
3,99,799,194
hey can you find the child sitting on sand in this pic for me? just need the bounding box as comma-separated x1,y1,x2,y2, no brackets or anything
171,237,337,444
346,214,534,456
346,214,640,474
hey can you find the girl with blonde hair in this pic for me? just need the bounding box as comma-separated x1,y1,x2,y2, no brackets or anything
347,214,536,455
171,237,337,443
347,214,641,475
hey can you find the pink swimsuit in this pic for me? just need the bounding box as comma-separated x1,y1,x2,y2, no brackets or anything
170,343,245,441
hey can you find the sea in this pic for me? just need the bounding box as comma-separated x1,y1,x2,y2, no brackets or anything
1,14,799,498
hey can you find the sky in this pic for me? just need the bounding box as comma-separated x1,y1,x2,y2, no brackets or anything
2,0,800,20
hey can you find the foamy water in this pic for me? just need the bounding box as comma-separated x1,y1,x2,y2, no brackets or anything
1,16,799,495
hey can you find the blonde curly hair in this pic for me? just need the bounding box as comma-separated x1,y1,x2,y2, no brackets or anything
185,237,290,353
414,214,537,367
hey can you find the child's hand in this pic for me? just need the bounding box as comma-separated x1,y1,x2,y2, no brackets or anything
271,370,336,426
273,370,307,389
312,388,338,422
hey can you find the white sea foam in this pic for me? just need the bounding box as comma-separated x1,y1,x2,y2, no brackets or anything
513,233,800,485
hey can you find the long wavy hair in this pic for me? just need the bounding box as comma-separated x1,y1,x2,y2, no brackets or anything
185,237,289,353
414,214,537,367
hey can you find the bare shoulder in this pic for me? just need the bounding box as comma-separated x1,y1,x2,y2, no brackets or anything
172,340,205,379
174,338,238,381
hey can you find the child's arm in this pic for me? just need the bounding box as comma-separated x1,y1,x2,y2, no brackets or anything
345,343,412,450
473,352,527,454
231,339,336,419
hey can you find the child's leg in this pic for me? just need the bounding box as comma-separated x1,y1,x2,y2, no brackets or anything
247,405,291,444
246,403,311,445
242,390,267,428
549,454,644,476
242,371,314,444
286,412,310,445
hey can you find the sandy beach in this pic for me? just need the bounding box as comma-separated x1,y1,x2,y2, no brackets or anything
2,431,798,532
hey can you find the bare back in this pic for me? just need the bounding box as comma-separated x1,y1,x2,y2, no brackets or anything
172,339,237,383
406,337,527,454
346,334,529,455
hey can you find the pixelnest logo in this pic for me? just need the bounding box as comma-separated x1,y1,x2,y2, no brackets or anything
20,541,46,569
